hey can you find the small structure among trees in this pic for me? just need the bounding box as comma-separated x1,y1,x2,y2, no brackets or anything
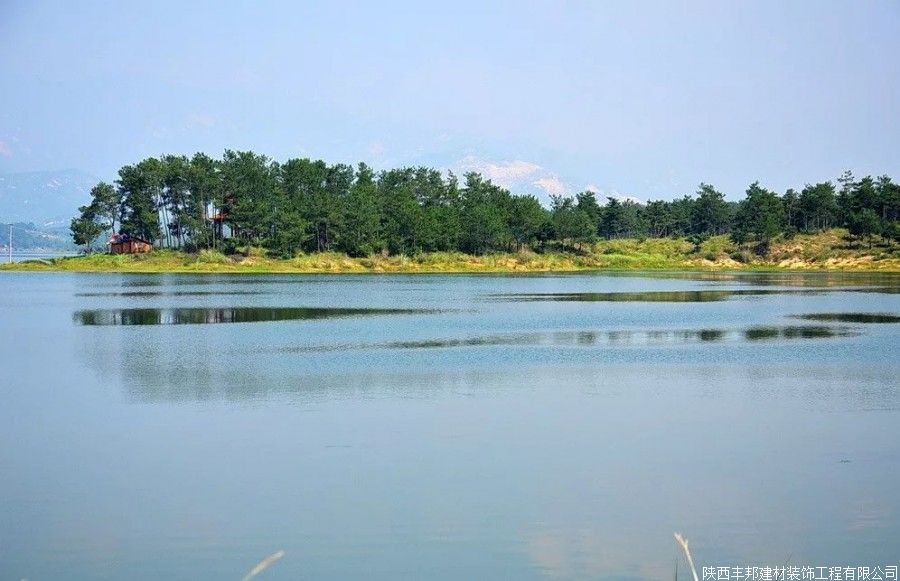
109,233,153,254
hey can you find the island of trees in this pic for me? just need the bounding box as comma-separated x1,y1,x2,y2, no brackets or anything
71,151,900,259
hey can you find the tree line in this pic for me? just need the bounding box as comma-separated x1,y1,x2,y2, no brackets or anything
71,151,900,256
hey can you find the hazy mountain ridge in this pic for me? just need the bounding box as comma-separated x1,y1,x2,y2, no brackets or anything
0,169,99,226
0,219,79,251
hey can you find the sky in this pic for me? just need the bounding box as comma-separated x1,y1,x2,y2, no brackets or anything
1,0,898,202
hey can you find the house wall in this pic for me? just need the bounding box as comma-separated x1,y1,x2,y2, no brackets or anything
110,241,153,254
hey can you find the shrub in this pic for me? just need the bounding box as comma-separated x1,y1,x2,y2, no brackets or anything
729,250,753,264
196,250,231,264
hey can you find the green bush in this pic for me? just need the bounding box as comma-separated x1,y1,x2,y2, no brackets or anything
196,250,231,264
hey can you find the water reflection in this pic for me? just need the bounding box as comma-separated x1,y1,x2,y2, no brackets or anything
73,306,429,326
487,289,824,302
743,326,855,340
5,270,899,579
278,325,857,353
791,313,900,324
586,270,900,288
75,290,266,297
84,270,900,290
847,287,900,294
117,276,337,286
385,326,857,348
77,337,900,407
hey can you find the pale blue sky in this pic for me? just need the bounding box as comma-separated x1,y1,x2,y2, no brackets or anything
1,0,898,201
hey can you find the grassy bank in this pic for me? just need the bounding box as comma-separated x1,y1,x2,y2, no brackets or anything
3,230,899,273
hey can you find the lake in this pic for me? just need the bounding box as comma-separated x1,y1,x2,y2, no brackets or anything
4,252,77,263
1,271,898,580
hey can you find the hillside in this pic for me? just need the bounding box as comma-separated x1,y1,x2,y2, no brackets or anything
0,220,78,252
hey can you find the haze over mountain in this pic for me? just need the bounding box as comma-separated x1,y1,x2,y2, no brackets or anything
0,220,76,252
0,169,97,226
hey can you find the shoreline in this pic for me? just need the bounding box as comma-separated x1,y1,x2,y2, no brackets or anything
3,257,899,276
3,231,898,274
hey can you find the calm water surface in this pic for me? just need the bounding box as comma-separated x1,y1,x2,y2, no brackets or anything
1,271,898,580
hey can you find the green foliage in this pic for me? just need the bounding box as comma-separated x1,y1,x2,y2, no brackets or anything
118,159,162,242
799,182,838,231
70,211,106,248
732,182,784,253
266,209,310,258
72,151,898,261
508,195,547,250
70,181,120,248
884,220,900,245
598,197,624,239
878,176,900,223
848,208,882,246
692,183,731,235
575,191,602,225
340,163,382,256
551,195,594,247
458,173,513,254
221,150,277,245
686,234,708,254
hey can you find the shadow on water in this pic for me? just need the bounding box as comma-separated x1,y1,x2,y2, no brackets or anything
379,329,744,348
743,326,858,340
487,286,900,302
73,306,430,326
486,289,824,302
280,325,858,353
849,286,900,294
791,313,900,324
586,270,900,288
387,326,858,348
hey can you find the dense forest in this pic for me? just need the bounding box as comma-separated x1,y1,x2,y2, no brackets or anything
71,151,900,256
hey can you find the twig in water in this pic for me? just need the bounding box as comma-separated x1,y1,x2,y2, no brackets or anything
674,533,699,581
241,550,285,581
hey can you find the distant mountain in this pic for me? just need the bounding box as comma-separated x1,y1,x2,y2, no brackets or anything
0,219,79,251
0,169,99,226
